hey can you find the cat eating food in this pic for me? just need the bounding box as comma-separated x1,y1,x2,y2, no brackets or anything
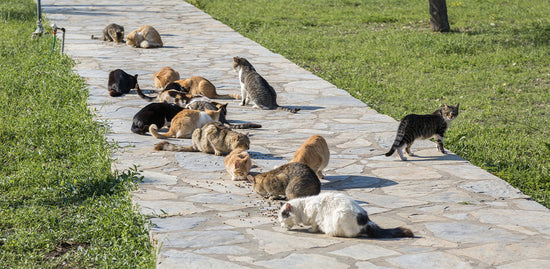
233,56,300,113
175,76,241,100
126,25,163,48
187,100,262,129
247,162,320,200
131,103,184,135
385,103,460,160
149,108,221,139
278,192,414,238
154,122,250,156
107,69,137,97
136,83,203,107
291,135,330,179
154,67,180,88
91,23,124,43
225,148,252,181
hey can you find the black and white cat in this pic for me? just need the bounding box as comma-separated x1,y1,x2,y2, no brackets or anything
278,192,414,238
385,103,459,160
232,56,300,113
131,103,184,135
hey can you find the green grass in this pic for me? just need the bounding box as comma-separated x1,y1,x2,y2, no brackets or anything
189,0,550,207
0,0,155,267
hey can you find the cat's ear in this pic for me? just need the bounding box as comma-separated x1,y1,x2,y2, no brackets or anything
233,56,238,62
234,161,240,169
456,102,460,108
246,175,255,183
134,74,138,79
442,103,448,108
285,203,292,212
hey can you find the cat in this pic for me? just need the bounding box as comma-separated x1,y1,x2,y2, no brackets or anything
186,100,262,129
163,82,188,93
175,76,241,100
91,23,124,43
154,121,250,156
131,102,184,135
126,25,163,48
224,148,252,181
232,56,300,113
135,83,203,107
107,69,137,97
149,108,221,139
154,67,180,88
291,135,330,179
278,192,414,238
247,162,320,200
385,103,460,160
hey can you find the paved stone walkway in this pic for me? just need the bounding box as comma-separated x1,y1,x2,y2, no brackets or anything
43,0,550,268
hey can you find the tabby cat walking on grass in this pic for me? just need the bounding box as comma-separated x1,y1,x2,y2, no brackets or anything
385,103,460,160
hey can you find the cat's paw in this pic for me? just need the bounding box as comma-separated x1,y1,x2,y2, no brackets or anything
399,156,408,161
441,150,447,154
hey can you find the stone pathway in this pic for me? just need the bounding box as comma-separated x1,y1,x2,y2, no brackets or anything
43,1,550,268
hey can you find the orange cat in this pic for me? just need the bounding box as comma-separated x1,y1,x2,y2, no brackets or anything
154,67,180,88
149,108,220,139
126,25,163,48
175,76,241,100
224,148,252,181
291,135,330,179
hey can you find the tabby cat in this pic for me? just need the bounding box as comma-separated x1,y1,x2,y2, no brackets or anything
91,23,124,43
279,192,414,238
136,84,202,107
149,108,220,139
247,162,320,200
126,25,163,48
224,148,252,181
131,103,184,135
154,67,180,88
107,69,137,97
232,56,300,113
186,100,262,129
385,103,460,160
154,122,250,156
291,135,330,179
175,76,241,100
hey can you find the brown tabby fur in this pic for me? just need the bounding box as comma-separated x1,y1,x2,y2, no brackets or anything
154,67,180,88
154,122,250,156
126,25,163,48
149,108,220,139
291,135,330,179
135,83,203,107
175,76,241,100
247,162,321,200
225,148,252,181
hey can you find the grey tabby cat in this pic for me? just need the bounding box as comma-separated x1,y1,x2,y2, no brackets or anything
91,23,124,43
233,56,300,113
186,100,262,129
154,122,250,156
385,103,460,160
247,162,320,200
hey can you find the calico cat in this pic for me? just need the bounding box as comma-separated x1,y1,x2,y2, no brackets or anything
385,103,460,160
291,135,330,179
186,100,262,129
135,84,202,107
278,192,414,238
247,162,320,200
91,23,124,43
107,69,137,97
149,108,221,139
224,148,252,181
232,56,300,113
131,103,184,135
154,121,250,155
154,67,180,88
126,25,163,48
175,76,241,100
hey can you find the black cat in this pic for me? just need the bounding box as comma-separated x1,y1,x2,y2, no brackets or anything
108,69,138,97
131,103,184,135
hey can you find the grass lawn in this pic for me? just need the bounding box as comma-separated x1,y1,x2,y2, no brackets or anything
0,0,155,267
189,0,550,207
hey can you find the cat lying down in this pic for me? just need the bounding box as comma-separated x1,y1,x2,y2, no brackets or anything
279,192,414,238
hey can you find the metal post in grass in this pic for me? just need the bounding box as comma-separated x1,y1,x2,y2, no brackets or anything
32,0,44,38
429,0,450,32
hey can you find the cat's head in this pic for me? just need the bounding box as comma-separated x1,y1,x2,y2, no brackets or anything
204,108,222,122
126,30,137,47
233,56,254,71
231,158,250,181
441,103,460,121
278,202,297,229
231,134,250,150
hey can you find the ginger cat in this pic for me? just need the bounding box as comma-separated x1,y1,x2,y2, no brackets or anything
126,25,163,48
149,108,220,139
154,67,180,88
175,76,241,100
291,135,330,179
225,148,252,181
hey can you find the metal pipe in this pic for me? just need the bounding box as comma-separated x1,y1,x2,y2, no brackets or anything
32,0,44,37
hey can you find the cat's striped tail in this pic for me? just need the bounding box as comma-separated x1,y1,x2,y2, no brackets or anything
213,93,242,100
229,123,262,129
276,106,301,113
154,141,198,152
385,119,407,156
135,83,156,101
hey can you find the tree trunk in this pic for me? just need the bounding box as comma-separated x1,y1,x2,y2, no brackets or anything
429,0,450,32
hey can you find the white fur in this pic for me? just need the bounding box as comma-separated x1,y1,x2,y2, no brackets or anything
237,67,249,106
197,112,214,127
278,192,369,237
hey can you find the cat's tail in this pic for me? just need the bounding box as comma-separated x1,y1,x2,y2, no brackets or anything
385,120,407,157
229,123,262,129
135,83,156,101
213,93,242,100
154,141,198,152
276,106,301,113
91,35,100,40
361,219,414,239
149,124,175,139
